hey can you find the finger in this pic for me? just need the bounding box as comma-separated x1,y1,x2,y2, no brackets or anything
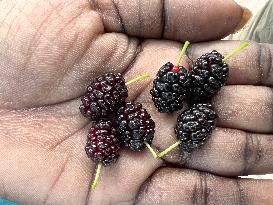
151,127,273,176
186,128,273,176
91,0,248,41
188,41,273,86
136,168,273,205
212,85,273,134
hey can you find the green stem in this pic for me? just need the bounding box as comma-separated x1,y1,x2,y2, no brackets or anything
91,161,102,189
125,73,150,86
158,141,181,158
176,41,190,66
145,142,158,158
223,41,250,62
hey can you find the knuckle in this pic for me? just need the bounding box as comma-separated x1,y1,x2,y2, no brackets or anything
242,132,263,175
191,172,209,205
259,43,273,85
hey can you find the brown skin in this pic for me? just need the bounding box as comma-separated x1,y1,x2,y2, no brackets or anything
0,0,272,204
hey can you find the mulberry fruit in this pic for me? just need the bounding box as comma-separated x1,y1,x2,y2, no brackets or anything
116,102,155,151
85,121,120,166
80,73,128,120
188,50,229,102
150,62,190,113
175,103,217,152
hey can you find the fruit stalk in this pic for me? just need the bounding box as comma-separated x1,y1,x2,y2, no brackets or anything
91,161,103,189
125,73,150,86
144,142,158,158
158,141,181,158
223,41,250,62
176,41,190,66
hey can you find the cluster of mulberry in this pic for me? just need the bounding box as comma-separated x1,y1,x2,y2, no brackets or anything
151,50,228,152
80,73,155,166
80,42,248,189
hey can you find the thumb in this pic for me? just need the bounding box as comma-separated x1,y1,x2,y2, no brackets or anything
91,0,252,42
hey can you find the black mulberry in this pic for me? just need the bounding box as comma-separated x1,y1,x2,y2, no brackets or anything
188,50,229,102
150,62,190,113
116,102,155,151
175,103,217,152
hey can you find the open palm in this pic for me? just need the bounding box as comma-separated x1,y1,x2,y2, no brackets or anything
0,0,273,204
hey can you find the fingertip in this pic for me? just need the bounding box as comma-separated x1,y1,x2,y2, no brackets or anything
163,0,250,42
233,5,252,33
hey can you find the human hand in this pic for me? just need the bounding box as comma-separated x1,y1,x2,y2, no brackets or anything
0,0,272,204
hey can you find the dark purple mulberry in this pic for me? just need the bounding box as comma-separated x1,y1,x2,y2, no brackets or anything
80,73,128,120
85,121,120,166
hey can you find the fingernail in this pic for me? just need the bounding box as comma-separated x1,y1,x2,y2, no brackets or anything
234,6,252,32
